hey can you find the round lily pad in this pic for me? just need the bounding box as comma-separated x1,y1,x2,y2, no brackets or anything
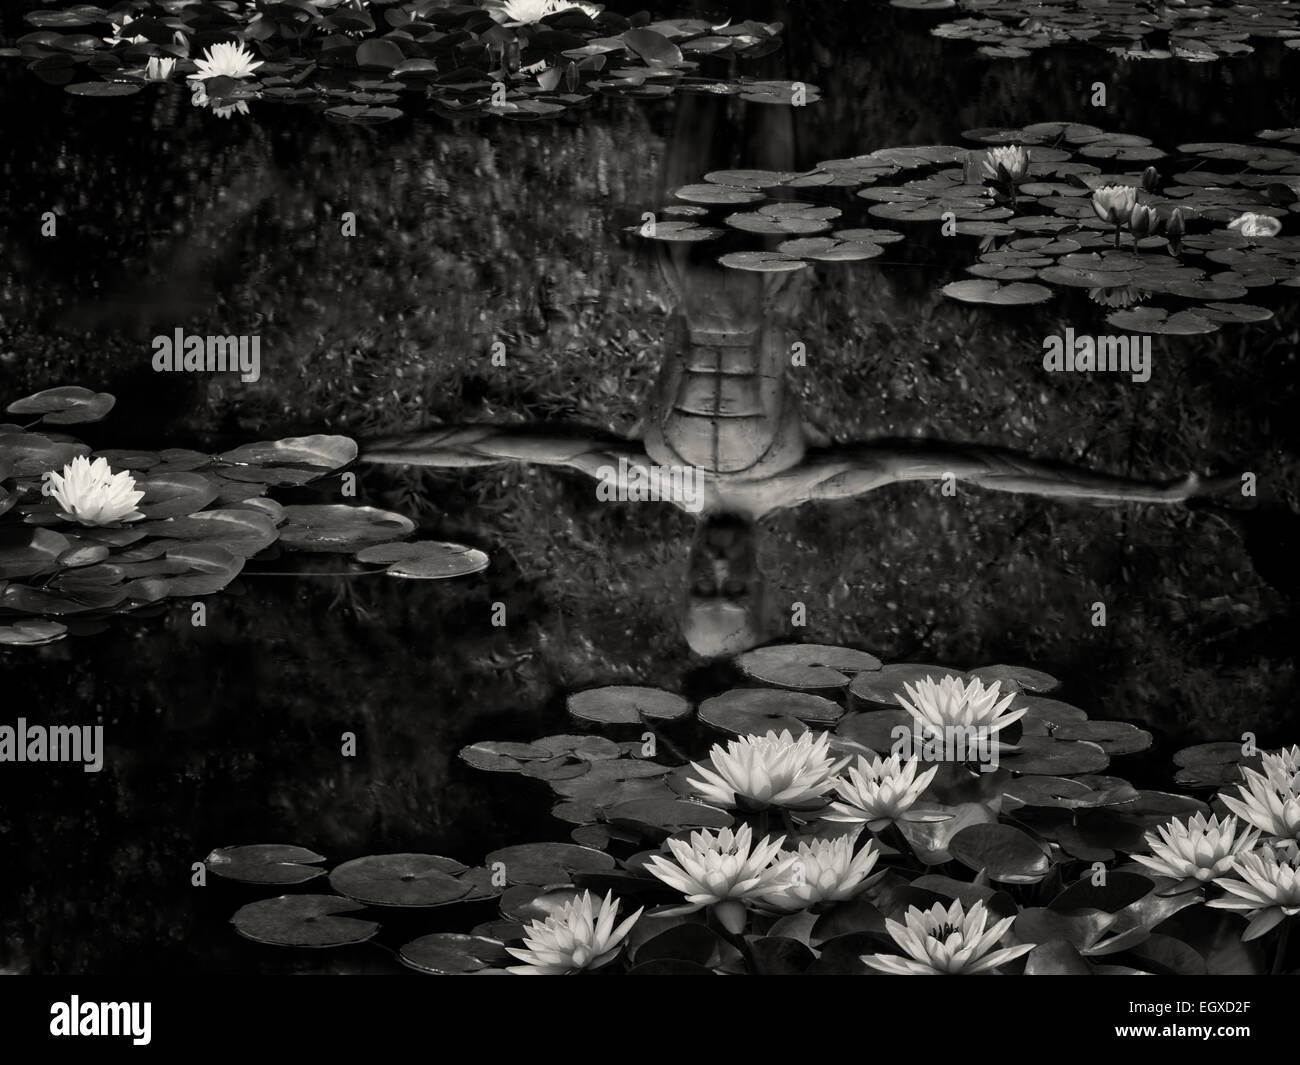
966,664,1060,694
605,798,734,832
949,823,1051,884
736,643,882,690
231,895,380,948
399,933,513,974
1053,720,1153,756
329,854,472,907
717,250,807,271
278,504,415,552
848,664,963,710
698,688,843,735
483,842,616,885
567,686,692,725
942,279,1054,305
835,709,915,752
205,844,327,885
1001,737,1110,776
355,540,489,579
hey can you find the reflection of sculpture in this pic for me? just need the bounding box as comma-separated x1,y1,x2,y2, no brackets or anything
364,78,1238,659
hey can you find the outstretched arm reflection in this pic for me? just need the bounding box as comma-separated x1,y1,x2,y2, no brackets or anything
780,439,1235,512
364,424,648,483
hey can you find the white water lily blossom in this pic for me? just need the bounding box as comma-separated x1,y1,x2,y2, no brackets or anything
497,0,598,24
1220,765,1300,847
1207,848,1300,940
896,674,1025,738
1228,213,1282,239
1263,745,1300,785
189,42,264,81
1091,184,1138,224
643,823,786,934
687,729,847,811
505,890,642,974
760,835,883,912
864,899,1035,975
1131,812,1260,884
980,144,1030,183
821,753,938,831
48,456,145,526
145,57,176,82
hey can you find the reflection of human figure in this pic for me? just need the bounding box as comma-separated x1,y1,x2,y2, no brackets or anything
364,62,1238,658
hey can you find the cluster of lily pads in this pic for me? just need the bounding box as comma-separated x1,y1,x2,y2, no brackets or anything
0,385,488,646
214,643,1300,974
898,0,1300,62
637,120,1300,335
6,2,810,124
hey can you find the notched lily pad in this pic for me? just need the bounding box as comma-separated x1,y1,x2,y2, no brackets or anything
231,894,379,948
205,844,328,885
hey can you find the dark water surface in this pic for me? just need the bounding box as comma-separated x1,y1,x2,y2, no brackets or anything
1,2,1298,973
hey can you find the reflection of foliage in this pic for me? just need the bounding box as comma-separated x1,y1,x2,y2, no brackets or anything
211,659,1300,973
10,2,810,122
641,121,1300,334
916,0,1300,63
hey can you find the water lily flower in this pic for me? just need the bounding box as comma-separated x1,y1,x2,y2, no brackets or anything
643,823,787,934
497,0,556,23
145,57,176,82
1207,848,1300,940
1130,203,1159,239
1264,745,1300,783
687,729,847,811
759,835,883,911
104,14,147,45
1220,765,1300,847
979,145,1030,184
188,42,263,81
1091,184,1138,225
863,899,1035,975
821,753,938,831
896,674,1025,739
1228,213,1281,239
504,890,641,974
48,456,145,526
1131,812,1260,884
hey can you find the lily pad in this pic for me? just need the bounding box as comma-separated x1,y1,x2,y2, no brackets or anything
949,823,1052,883
399,933,512,975
278,504,415,552
697,688,843,735
6,385,115,425
736,643,882,690
566,686,692,725
204,844,328,885
231,895,379,948
329,854,472,907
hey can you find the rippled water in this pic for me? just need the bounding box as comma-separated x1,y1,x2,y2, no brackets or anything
1,1,1297,973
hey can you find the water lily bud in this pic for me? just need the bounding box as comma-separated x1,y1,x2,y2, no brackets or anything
1165,208,1185,239
1141,166,1160,192
1130,204,1157,238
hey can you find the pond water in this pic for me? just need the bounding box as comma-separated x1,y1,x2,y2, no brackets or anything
1,1,1298,975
